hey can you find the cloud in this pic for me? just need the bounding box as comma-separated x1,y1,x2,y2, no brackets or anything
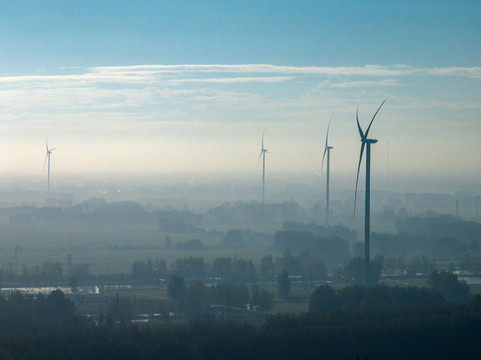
316,79,399,89
425,67,481,79
2,64,480,88
168,76,294,84
0,63,479,128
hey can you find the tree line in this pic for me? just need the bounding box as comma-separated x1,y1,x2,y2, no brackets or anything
0,288,479,359
131,252,327,284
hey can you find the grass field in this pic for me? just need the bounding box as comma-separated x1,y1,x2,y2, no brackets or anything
0,220,284,275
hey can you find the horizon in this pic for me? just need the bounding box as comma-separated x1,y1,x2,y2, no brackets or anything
1,1,480,201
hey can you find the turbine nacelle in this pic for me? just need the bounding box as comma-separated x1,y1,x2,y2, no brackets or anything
258,132,268,203
321,114,334,176
354,101,385,216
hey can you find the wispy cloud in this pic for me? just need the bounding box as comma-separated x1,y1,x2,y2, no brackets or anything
2,64,480,87
425,67,481,79
169,76,294,84
0,63,479,127
316,79,399,89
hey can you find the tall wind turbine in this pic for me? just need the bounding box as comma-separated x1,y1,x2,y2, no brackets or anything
257,132,268,203
44,141,55,192
321,114,334,224
354,100,385,285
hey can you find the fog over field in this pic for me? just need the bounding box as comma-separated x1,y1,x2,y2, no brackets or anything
0,1,480,359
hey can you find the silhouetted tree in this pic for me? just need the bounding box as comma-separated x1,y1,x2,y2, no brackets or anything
277,270,291,300
340,256,383,284
222,229,246,247
260,254,275,279
168,275,186,302
107,293,131,323
165,235,172,249
69,274,79,293
309,285,337,312
427,270,470,303
250,285,274,311
173,257,205,278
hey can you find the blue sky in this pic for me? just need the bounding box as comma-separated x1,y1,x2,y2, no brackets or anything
0,1,480,190
2,1,479,71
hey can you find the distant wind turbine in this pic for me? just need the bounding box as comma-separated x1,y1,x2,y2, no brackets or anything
257,131,268,203
354,100,385,285
44,140,56,192
321,114,334,224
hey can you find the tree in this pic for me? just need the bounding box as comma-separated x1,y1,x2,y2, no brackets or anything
165,235,172,249
250,285,274,311
277,270,291,300
278,250,301,275
173,257,206,278
427,270,470,303
309,285,337,312
340,256,382,284
211,257,233,279
107,293,131,323
222,229,246,247
44,289,76,321
260,254,275,279
168,275,186,302
184,282,209,314
69,274,79,293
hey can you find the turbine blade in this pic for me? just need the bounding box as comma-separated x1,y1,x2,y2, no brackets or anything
325,113,334,147
364,100,386,138
261,131,265,151
44,153,48,170
354,142,366,216
356,108,364,139
321,147,328,175
257,150,263,167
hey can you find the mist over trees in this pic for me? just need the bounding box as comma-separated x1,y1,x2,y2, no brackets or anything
1,190,481,360
395,215,481,250
0,288,480,360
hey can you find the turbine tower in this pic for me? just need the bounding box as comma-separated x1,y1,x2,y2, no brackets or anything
257,132,268,203
44,141,55,192
321,114,334,224
354,100,385,285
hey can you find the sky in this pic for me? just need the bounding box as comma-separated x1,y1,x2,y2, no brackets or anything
0,0,480,192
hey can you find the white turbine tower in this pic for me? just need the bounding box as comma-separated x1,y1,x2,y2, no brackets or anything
257,132,268,203
44,141,55,192
321,114,334,224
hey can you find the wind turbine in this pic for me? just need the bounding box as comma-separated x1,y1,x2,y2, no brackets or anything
354,100,385,285
44,141,56,192
257,132,268,203
321,114,334,224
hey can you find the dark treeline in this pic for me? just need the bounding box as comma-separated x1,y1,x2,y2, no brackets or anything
0,289,78,335
2,260,93,287
1,252,326,287
5,199,305,228
318,269,471,307
310,284,445,312
369,231,479,257
167,276,274,313
132,252,327,284
274,230,350,266
0,291,480,359
282,221,357,241
395,215,481,245
205,201,303,225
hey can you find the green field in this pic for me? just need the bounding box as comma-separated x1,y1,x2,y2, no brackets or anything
0,220,284,275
